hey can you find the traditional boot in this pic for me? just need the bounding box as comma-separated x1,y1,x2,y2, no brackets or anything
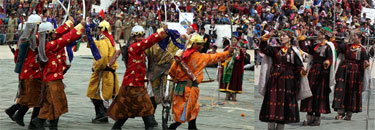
142,116,155,130
28,107,40,130
150,97,158,127
225,93,231,101
231,93,237,101
91,99,108,123
162,105,170,130
49,118,59,130
111,118,127,130
302,114,314,126
188,118,198,130
31,117,46,130
168,122,181,130
312,116,321,126
335,109,345,120
5,103,21,120
267,123,276,130
12,105,29,126
276,123,285,130
344,112,352,121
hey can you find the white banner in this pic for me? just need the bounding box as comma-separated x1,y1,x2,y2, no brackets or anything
179,13,194,29
166,22,238,48
362,8,375,20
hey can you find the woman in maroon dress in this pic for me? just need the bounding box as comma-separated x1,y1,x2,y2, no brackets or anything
332,30,370,120
258,29,307,130
299,27,336,126
219,36,245,101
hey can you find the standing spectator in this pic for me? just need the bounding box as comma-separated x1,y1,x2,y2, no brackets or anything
247,23,255,49
7,12,17,44
115,15,123,43
209,20,217,40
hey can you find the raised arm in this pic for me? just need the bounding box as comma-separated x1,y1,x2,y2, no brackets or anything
131,28,168,55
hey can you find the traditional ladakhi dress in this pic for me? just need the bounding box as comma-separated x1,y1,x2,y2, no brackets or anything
332,43,369,113
258,39,305,124
168,50,230,123
219,45,245,94
300,41,336,114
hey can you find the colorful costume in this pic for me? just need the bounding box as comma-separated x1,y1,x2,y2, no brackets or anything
168,34,230,130
219,44,245,100
299,27,337,126
87,20,119,123
258,30,310,130
332,33,369,120
32,20,84,130
107,26,168,130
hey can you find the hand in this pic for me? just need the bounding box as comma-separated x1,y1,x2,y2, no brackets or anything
364,60,370,68
300,68,308,77
323,60,330,69
80,20,86,26
269,29,276,37
68,16,74,22
228,47,235,54
163,24,168,31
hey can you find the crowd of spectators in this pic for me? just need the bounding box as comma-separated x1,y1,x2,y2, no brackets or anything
1,0,375,52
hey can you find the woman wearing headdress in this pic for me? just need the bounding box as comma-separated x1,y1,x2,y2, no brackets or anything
258,29,309,130
332,30,370,120
299,27,337,126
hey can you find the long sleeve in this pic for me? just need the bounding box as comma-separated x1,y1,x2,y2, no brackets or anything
130,28,168,55
202,51,230,66
46,24,84,52
55,20,74,38
259,36,276,56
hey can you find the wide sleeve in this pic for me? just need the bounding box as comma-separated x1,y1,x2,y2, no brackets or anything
130,28,168,55
55,20,74,38
201,51,230,66
46,24,84,52
259,35,276,56
168,61,178,82
324,46,333,68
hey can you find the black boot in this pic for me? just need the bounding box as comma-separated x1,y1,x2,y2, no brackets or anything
49,118,59,130
142,116,155,130
150,97,158,127
12,105,29,126
91,99,108,123
31,117,46,130
111,118,127,130
5,103,21,120
162,105,171,130
188,118,198,130
28,107,40,130
168,122,181,130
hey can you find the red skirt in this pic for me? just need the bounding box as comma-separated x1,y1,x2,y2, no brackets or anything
332,62,363,113
259,66,300,124
300,63,331,114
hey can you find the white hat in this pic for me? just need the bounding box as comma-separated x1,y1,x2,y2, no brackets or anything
131,26,145,36
26,14,42,24
38,22,54,33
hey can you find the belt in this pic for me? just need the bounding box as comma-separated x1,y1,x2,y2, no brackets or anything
103,66,116,73
174,81,199,96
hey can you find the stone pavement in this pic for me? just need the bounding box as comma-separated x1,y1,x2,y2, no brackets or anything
0,52,255,130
